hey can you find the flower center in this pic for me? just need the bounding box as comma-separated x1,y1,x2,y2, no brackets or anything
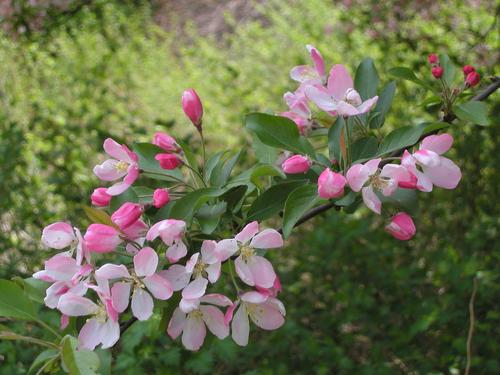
193,261,207,278
131,273,145,289
189,309,203,319
115,161,129,172
94,305,108,323
240,245,255,261
369,173,393,192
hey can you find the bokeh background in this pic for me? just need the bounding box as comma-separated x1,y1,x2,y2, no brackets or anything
0,0,499,374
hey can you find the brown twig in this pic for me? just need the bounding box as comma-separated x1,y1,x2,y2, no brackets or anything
465,277,478,375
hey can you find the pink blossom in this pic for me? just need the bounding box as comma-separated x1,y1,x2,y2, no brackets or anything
385,212,416,240
230,291,285,347
181,89,203,130
306,64,378,117
96,247,173,321
41,222,75,249
146,219,187,262
256,275,282,298
290,44,326,84
91,188,112,207
281,85,313,134
84,224,122,253
167,294,232,351
111,202,142,230
214,222,283,289
281,155,311,174
93,138,139,196
153,132,180,153
155,153,182,170
317,168,346,199
153,188,170,208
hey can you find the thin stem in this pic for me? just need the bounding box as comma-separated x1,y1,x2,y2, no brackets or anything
36,355,59,375
344,117,352,169
465,277,478,375
35,319,61,339
311,159,331,169
200,131,207,177
143,171,195,189
228,260,241,293
183,161,206,187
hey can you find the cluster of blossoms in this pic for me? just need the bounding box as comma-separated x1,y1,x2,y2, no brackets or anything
279,45,462,240
428,53,480,88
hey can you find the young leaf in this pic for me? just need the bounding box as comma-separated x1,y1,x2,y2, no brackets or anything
377,124,426,156
28,349,59,375
82,206,117,227
245,113,315,156
328,116,345,163
250,164,286,189
453,101,490,126
388,67,432,90
252,136,278,164
61,335,100,375
439,54,456,87
109,188,139,212
370,81,396,129
205,151,227,184
196,202,227,234
0,279,38,320
210,151,241,186
169,188,225,222
282,184,320,238
354,58,379,100
378,188,419,215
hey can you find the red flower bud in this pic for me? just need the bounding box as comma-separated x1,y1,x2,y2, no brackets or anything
427,54,439,64
181,89,203,131
431,66,444,79
465,71,480,87
462,65,475,76
91,187,112,207
153,188,170,208
155,153,182,170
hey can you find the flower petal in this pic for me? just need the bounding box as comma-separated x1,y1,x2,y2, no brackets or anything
206,262,221,284
305,85,337,111
100,319,120,349
249,301,285,330
131,288,154,321
362,185,382,214
166,241,188,263
159,265,190,291
78,319,103,351
58,294,98,316
327,64,354,100
247,255,277,289
167,307,186,339
200,305,229,339
111,281,131,313
234,256,254,286
214,239,238,262
422,157,461,189
93,159,127,181
103,138,131,162
41,222,75,249
143,273,173,300
182,313,206,351
235,221,259,244
182,277,208,300
356,96,379,114
200,294,233,307
249,229,283,249
346,164,369,192
231,304,249,346
420,133,453,155
95,264,131,280
133,247,158,277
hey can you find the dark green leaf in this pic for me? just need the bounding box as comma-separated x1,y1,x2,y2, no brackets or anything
422,122,449,135
222,185,248,213
351,136,379,163
109,188,139,212
388,67,431,90
328,116,345,163
378,188,419,214
252,136,278,164
282,184,320,238
439,54,456,87
377,124,426,156
169,188,225,222
453,101,490,126
210,151,241,186
335,191,356,206
61,335,100,375
28,349,59,375
196,202,227,234
12,277,47,304
250,164,286,189
205,151,227,184
354,58,379,100
0,279,38,320
370,81,396,129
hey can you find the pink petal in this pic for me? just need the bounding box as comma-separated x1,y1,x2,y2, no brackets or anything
306,44,325,78
106,180,131,196
143,273,173,300
60,314,69,330
180,297,200,313
327,64,354,100
133,247,158,277
167,307,186,339
44,281,69,308
200,305,229,339
240,291,269,304
235,221,259,244
249,229,283,249
95,264,131,280
166,241,188,263
44,254,79,281
364,158,382,175
185,253,200,274
346,164,369,192
249,301,285,330
124,165,139,185
131,288,154,321
100,319,120,349
231,304,249,346
336,101,361,117
182,277,208,300
103,138,132,163
305,85,337,111
206,262,221,284
356,96,379,114
145,221,163,241
362,186,382,214
93,159,127,181
290,65,318,83
200,240,218,264
200,294,233,307
78,319,103,351
111,281,131,313
182,313,206,351
41,222,75,249
413,150,441,168
247,255,277,289
214,239,238,262
58,294,98,316
234,256,254,286
159,265,190,291
422,157,461,189
420,134,453,155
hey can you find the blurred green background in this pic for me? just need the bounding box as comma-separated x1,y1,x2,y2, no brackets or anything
0,0,499,374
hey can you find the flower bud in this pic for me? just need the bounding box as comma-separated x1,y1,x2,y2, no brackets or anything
427,54,438,64
181,89,203,131
111,202,142,230
431,66,443,79
281,155,311,174
462,65,475,76
317,168,347,199
155,153,182,170
345,88,362,106
91,187,112,207
42,222,75,249
385,212,416,241
153,132,180,153
465,71,480,87
84,224,122,253
153,188,170,208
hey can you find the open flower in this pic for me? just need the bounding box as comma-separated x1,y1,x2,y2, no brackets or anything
306,64,378,117
167,294,232,351
290,44,326,84
95,247,173,321
281,85,313,134
146,219,188,262
229,291,286,347
41,222,76,249
93,138,139,196
215,222,283,289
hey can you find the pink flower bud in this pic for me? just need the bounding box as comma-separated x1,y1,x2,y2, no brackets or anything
155,153,182,170
317,168,347,199
84,224,122,253
41,222,75,249
181,89,203,130
281,155,311,174
431,66,443,79
111,202,142,230
427,54,439,64
153,188,170,208
91,187,112,207
385,212,416,241
463,65,475,76
465,71,480,87
153,132,180,153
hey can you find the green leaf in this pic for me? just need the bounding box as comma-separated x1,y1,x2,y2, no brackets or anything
169,188,225,222
245,113,315,156
354,58,379,100
453,101,490,126
109,188,139,212
196,202,227,234
0,279,38,320
205,151,227,184
61,335,100,375
377,124,426,156
378,188,419,214
282,184,320,238
351,136,379,163
370,81,396,129
210,151,241,186
28,349,59,375
388,67,431,90
335,191,356,206
247,180,307,221
12,277,47,304
439,54,456,87
250,164,286,189
222,185,248,213
132,186,154,205
328,116,345,162
132,143,184,181
422,122,449,135
82,206,117,227
252,136,278,164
